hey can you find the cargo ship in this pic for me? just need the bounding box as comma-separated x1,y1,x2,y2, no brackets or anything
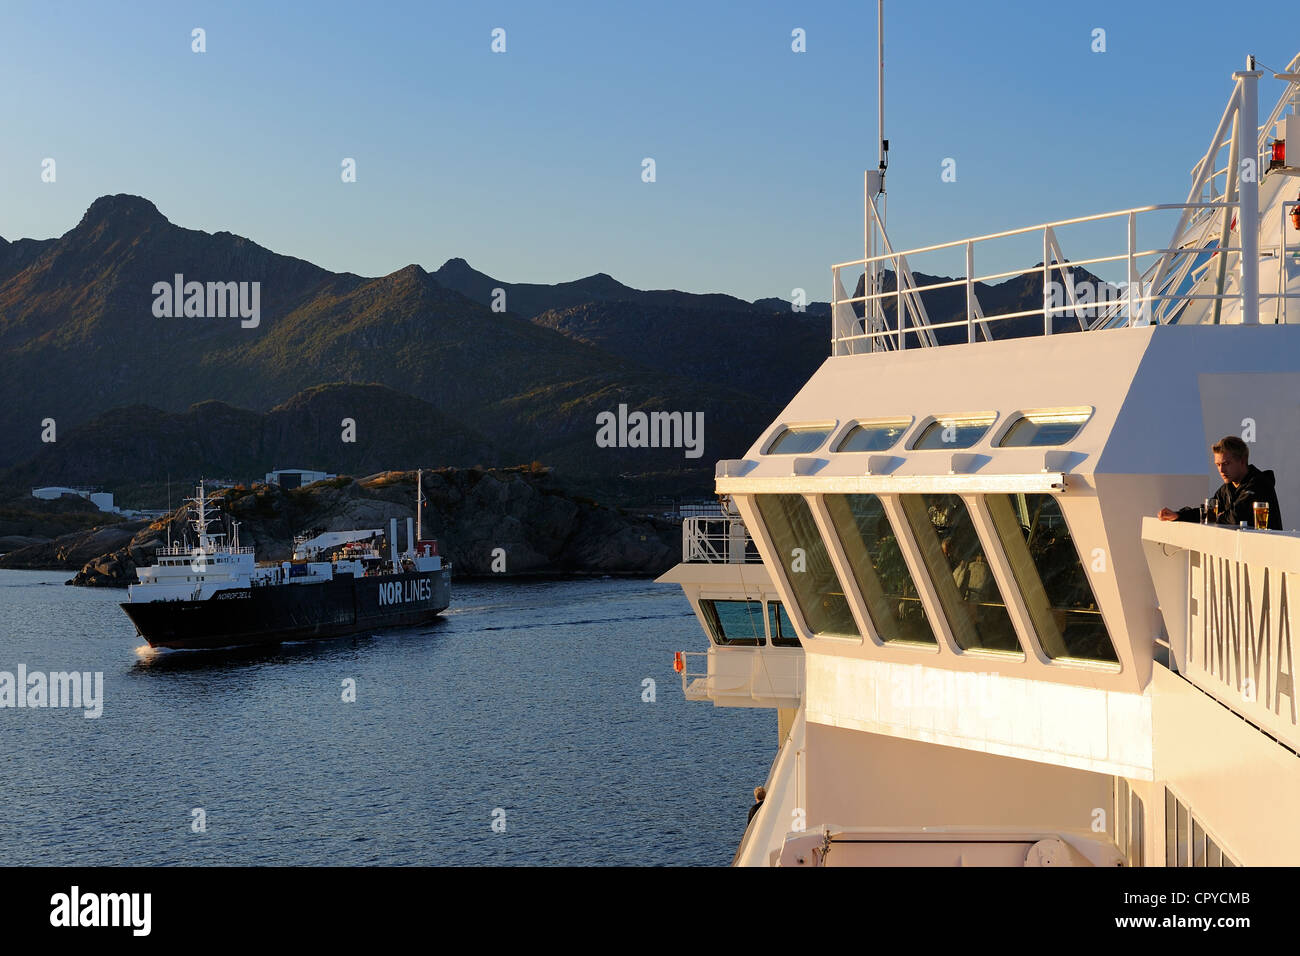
121,472,451,650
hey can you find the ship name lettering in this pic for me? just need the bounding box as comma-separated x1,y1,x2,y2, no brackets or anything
1196,557,1296,724
378,579,433,606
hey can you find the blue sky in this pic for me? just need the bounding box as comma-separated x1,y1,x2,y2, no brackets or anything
1,0,1296,300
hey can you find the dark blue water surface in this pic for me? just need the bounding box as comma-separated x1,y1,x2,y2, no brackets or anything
0,571,773,865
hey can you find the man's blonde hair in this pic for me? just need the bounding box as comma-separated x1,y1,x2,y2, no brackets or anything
1213,435,1249,463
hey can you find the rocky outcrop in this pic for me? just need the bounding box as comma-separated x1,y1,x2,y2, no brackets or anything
0,534,49,554
0,520,148,571
0,493,125,545
23,468,679,587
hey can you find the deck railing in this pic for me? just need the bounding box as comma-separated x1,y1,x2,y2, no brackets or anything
155,544,255,556
835,61,1300,353
682,516,761,564
831,199,1300,354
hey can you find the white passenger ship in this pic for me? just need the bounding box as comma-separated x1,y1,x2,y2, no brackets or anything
676,46,1300,866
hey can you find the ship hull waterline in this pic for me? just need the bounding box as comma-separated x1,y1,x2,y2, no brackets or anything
121,568,452,650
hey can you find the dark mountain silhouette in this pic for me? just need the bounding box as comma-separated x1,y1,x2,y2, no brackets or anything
530,301,829,406
0,195,1101,503
0,196,777,479
431,257,763,319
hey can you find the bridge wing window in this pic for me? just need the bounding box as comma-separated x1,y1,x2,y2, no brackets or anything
767,425,834,455
912,415,995,450
899,493,1022,653
835,420,910,452
754,494,859,638
986,493,1118,663
825,493,937,645
999,410,1091,447
768,602,801,646
699,599,765,646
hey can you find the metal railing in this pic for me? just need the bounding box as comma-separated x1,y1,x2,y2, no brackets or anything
155,543,255,556
677,650,714,700
677,650,804,701
682,516,762,564
831,200,1300,353
834,62,1300,353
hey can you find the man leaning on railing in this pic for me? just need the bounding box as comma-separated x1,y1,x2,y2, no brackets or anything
1158,436,1283,529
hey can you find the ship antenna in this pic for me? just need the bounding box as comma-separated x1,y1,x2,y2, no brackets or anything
166,473,172,549
878,0,887,188
416,468,423,543
864,0,889,348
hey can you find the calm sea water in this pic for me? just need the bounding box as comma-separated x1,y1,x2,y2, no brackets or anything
0,570,773,866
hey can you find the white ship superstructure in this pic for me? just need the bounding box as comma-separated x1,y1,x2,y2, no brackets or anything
129,480,263,602
658,511,803,738
698,50,1300,866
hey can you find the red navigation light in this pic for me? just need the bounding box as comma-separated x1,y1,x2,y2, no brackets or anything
673,651,685,673
1273,140,1286,165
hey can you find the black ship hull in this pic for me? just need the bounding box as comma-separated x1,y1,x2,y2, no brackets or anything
120,568,451,650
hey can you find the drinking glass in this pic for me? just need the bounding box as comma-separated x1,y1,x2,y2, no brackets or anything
1253,501,1269,530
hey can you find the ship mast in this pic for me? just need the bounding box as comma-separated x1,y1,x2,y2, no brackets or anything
865,0,889,350
186,479,218,554
416,468,423,542
878,0,886,189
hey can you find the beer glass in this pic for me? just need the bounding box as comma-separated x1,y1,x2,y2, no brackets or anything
1253,501,1269,530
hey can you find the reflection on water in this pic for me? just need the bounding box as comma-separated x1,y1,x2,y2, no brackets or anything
1,571,771,866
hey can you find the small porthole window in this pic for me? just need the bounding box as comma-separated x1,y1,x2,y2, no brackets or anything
999,409,1092,447
912,414,996,450
835,419,911,453
766,424,834,455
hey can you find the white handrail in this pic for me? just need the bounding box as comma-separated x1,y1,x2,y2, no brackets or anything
682,516,761,564
831,199,1299,351
832,61,1300,353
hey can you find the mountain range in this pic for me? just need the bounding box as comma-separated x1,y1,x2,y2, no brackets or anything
0,195,1097,506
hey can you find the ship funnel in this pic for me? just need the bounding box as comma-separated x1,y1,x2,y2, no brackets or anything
406,517,415,556
390,518,399,567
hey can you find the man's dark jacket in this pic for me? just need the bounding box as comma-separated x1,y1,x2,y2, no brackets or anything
1176,464,1284,529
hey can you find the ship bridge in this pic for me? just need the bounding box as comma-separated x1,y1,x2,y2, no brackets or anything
658,515,803,726
720,322,1300,770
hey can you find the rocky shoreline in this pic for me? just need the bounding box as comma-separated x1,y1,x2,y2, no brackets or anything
0,467,681,586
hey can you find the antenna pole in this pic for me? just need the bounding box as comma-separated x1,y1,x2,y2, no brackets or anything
416,469,423,542
865,0,888,352
878,0,885,176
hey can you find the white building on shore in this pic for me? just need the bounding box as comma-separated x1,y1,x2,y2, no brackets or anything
31,486,118,513
264,468,336,490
